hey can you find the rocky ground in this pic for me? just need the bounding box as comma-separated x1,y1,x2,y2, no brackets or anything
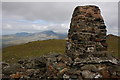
1,53,120,79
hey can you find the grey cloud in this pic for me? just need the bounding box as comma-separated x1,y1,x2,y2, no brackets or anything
2,2,74,23
3,2,117,23
2,2,118,35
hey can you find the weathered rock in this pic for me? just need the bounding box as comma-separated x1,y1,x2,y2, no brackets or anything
3,63,21,75
70,74,78,79
63,74,70,79
117,71,120,77
94,73,102,78
100,69,110,78
2,62,9,69
25,69,35,77
34,59,46,68
10,72,24,78
18,60,24,64
81,64,98,72
81,70,96,78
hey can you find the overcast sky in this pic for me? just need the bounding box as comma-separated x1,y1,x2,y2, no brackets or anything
1,2,118,35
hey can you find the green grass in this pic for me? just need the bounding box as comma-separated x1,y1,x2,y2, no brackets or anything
2,39,66,63
2,35,120,63
107,34,120,59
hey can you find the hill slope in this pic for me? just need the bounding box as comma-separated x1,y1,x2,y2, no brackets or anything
2,39,66,63
107,34,120,58
2,35,120,63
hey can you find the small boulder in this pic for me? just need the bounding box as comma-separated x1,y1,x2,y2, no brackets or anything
81,64,98,72
81,70,96,78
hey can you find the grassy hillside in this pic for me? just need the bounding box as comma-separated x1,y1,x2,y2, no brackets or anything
107,34,120,59
2,35,120,63
2,39,66,63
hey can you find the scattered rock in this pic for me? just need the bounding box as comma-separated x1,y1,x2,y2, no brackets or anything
2,62,9,69
63,74,70,79
81,70,96,78
81,64,98,72
94,74,102,78
3,63,21,75
117,71,120,77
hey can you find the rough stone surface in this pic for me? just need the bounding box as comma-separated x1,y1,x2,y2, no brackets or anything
81,70,96,78
66,5,117,64
2,5,120,79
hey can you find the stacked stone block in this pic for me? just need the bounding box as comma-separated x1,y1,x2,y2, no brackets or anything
66,5,108,59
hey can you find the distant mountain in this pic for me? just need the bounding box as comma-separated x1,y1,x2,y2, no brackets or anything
2,31,67,48
41,30,57,35
15,32,32,37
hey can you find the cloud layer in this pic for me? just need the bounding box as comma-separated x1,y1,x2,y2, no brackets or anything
2,2,118,35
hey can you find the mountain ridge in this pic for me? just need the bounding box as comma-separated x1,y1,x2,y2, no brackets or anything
2,30,67,48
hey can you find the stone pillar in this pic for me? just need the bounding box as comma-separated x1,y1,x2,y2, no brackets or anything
66,5,107,59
